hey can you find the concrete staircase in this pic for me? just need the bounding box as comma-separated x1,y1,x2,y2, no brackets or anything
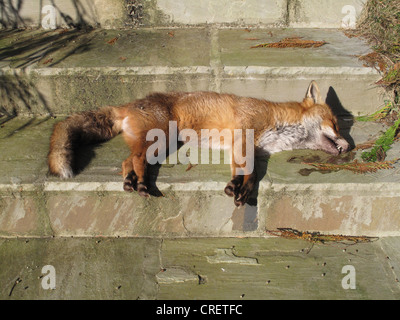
1,0,400,300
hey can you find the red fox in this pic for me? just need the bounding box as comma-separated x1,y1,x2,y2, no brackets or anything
48,81,350,206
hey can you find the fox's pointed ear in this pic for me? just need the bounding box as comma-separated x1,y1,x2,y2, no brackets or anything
305,81,323,104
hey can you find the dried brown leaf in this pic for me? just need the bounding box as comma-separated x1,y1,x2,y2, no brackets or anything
42,58,53,65
267,228,378,244
251,37,327,49
302,159,399,174
107,37,118,45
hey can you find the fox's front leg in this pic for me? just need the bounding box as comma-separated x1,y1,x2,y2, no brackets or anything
224,142,256,207
122,139,150,197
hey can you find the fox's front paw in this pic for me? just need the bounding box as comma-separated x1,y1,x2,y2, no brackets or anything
224,176,243,198
233,183,253,207
225,174,256,207
137,182,150,197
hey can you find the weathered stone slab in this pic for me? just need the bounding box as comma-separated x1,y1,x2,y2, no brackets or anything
2,237,397,300
1,118,400,238
0,28,384,116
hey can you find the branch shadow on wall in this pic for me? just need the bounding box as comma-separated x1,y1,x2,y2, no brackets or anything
0,73,52,130
0,0,99,29
0,0,29,28
0,27,94,68
0,0,99,127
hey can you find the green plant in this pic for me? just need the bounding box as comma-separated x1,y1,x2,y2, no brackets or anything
361,117,400,161
357,0,400,107
356,101,393,122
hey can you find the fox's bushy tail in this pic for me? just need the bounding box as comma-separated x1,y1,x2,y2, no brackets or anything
48,106,125,178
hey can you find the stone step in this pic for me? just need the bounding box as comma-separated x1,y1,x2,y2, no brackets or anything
1,237,400,299
0,0,366,29
1,117,399,238
0,28,385,117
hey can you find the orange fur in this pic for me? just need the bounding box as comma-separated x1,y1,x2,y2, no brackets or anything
48,81,349,206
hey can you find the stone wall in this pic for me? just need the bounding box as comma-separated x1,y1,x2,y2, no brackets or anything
0,0,366,29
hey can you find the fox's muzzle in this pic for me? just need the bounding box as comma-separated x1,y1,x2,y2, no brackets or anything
322,135,350,155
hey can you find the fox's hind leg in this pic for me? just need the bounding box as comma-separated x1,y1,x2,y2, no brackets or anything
122,155,138,192
122,135,151,197
131,152,149,197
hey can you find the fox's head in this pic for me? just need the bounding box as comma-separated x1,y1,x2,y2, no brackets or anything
302,81,350,156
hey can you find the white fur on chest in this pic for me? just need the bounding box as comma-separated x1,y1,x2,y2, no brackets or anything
257,124,308,155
